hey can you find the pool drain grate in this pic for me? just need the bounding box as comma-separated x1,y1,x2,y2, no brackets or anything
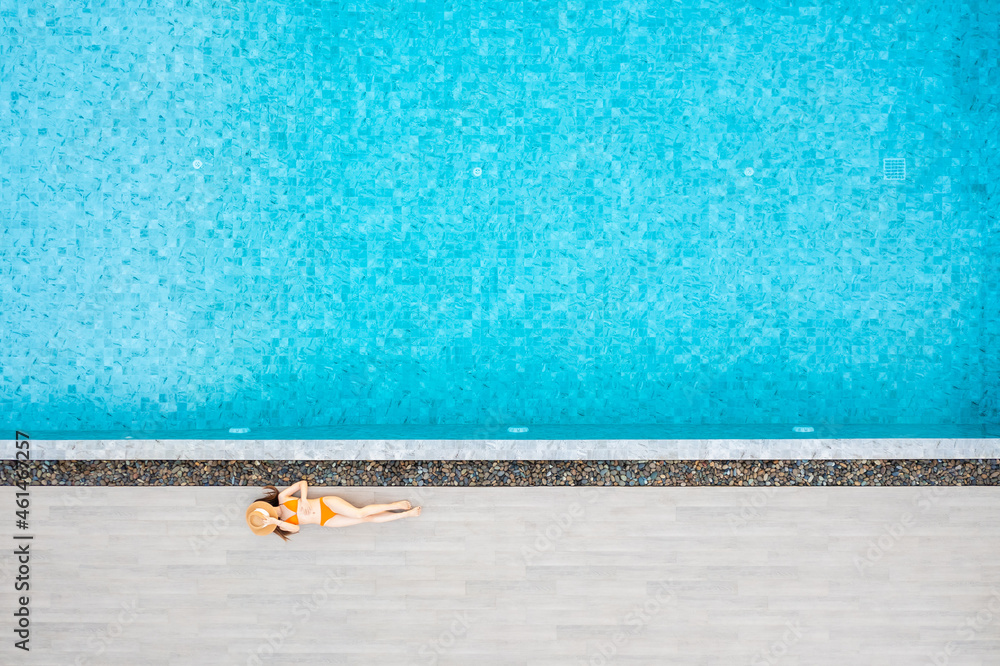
883,158,905,181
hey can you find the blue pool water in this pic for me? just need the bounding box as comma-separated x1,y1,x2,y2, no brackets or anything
1,0,998,436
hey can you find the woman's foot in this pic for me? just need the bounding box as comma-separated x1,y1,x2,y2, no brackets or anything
404,506,421,517
395,500,411,510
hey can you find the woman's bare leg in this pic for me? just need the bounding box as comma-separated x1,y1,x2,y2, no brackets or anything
321,515,365,528
321,496,411,518
364,507,421,523
322,507,421,528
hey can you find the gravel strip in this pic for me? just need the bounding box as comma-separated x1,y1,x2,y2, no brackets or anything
3,459,1000,486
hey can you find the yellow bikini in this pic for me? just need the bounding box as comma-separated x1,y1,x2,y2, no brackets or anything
280,497,337,526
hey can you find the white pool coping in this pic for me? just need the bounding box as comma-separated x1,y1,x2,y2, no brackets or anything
3,438,1000,460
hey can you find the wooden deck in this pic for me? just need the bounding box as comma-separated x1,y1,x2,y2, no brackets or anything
2,486,999,665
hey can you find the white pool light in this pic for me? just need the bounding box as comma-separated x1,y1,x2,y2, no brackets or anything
507,427,528,433
229,427,250,434
792,426,814,433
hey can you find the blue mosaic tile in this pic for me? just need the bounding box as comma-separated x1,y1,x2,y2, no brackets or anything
0,0,997,433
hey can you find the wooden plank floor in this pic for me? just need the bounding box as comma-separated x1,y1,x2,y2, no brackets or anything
2,486,999,665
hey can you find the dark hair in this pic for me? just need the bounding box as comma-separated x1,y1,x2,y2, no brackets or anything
255,485,293,541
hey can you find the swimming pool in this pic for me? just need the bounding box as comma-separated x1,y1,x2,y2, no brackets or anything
2,0,997,439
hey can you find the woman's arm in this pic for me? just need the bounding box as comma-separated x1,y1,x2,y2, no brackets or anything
277,480,306,503
267,517,299,533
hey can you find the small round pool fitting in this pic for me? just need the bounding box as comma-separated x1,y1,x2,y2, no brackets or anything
744,167,754,176
193,159,203,169
473,167,482,177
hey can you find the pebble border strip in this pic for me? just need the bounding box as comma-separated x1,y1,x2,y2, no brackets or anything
3,459,1000,486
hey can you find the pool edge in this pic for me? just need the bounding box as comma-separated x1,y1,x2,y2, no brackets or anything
4,437,1000,460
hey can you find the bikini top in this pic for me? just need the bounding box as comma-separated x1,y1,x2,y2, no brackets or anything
280,498,300,525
